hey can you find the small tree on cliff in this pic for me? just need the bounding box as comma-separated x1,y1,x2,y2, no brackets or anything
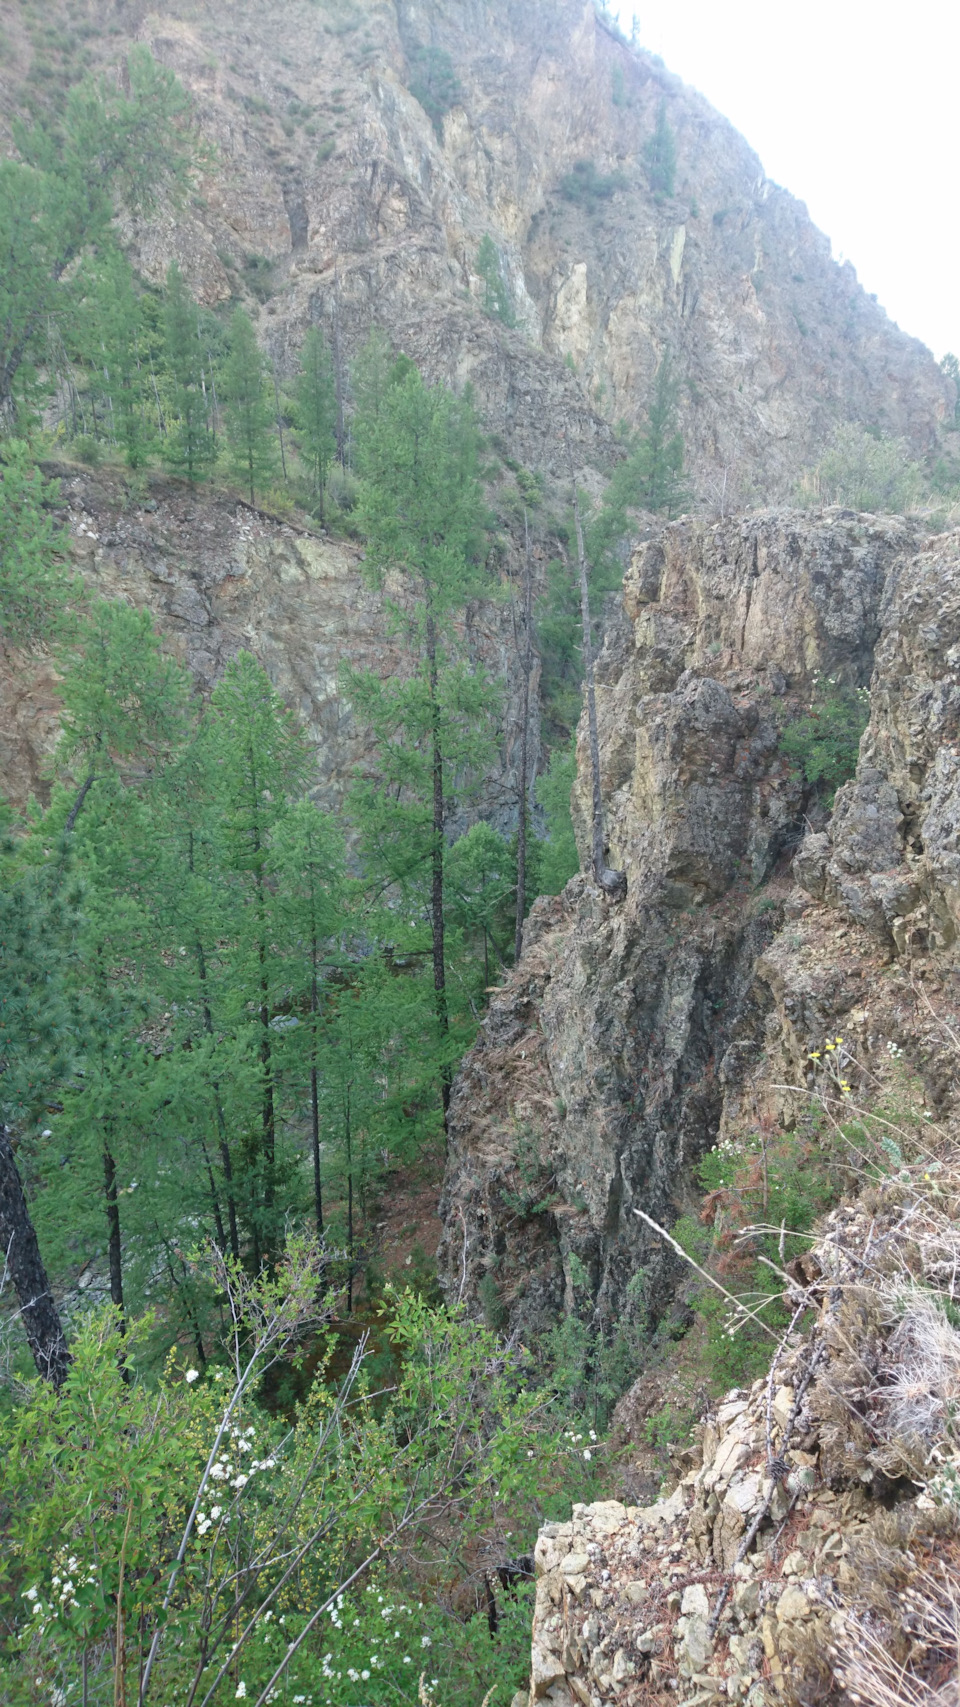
644,99,677,198
293,327,338,518
162,263,216,486
221,306,278,505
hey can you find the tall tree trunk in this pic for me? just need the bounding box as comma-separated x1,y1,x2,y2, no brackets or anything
426,614,451,1125
102,1134,130,1383
102,1138,125,1322
0,1126,70,1388
272,360,288,480
344,1081,354,1313
514,510,534,964
332,266,345,468
310,948,323,1238
189,835,239,1260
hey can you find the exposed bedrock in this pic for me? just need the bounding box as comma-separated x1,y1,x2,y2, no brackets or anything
437,507,960,1336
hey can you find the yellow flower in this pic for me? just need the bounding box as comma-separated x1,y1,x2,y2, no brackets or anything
808,1051,821,1060
835,1036,844,1045
825,1043,835,1052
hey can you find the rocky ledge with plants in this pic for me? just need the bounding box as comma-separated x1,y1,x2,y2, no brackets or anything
445,508,960,1702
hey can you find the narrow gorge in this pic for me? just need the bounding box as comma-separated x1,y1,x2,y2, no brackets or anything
2,2,960,1705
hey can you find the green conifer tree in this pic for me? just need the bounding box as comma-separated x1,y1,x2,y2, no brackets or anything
268,800,345,1239
0,446,75,646
161,263,215,486
84,253,155,469
644,99,677,198
293,327,338,518
200,652,313,1264
351,363,498,1124
221,306,278,505
0,49,191,427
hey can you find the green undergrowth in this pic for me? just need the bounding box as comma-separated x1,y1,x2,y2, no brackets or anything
780,677,870,803
672,1118,848,1389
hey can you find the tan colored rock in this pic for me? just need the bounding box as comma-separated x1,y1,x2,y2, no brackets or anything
777,1584,813,1623
531,1642,567,1698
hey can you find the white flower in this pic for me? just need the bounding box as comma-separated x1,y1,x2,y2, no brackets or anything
583,1448,592,1461
421,1635,432,1648
210,1506,222,1520
231,1474,249,1490
235,1685,247,1700
23,1588,38,1602
185,1369,200,1384
403,1655,412,1663
361,1670,370,1681
589,1430,597,1441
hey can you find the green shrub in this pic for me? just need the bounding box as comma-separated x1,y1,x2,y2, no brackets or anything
799,422,925,513
476,234,516,327
673,1120,846,1388
558,159,628,210
243,253,275,302
643,100,676,198
407,43,461,135
780,679,869,801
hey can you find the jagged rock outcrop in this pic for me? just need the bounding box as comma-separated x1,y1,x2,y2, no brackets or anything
439,506,944,1334
526,1167,960,1705
1,0,951,499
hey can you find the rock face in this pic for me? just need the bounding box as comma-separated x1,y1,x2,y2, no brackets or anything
1,0,951,498
438,509,960,1336
525,1156,960,1705
3,464,533,819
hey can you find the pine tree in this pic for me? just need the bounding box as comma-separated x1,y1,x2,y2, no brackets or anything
88,253,155,470
0,48,191,426
222,306,278,505
644,99,677,198
201,652,313,1264
54,599,189,832
269,800,345,1240
161,263,215,486
351,363,497,1124
0,446,75,646
294,327,337,518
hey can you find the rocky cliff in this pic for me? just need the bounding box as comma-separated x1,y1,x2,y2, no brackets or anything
1,0,952,503
446,509,960,1700
438,508,960,1328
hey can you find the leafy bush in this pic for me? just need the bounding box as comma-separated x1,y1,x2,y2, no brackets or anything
800,422,926,513
243,252,275,302
673,1119,846,1388
0,1255,587,1705
558,159,629,210
780,679,869,801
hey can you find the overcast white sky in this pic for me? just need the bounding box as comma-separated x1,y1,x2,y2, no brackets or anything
611,0,959,360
